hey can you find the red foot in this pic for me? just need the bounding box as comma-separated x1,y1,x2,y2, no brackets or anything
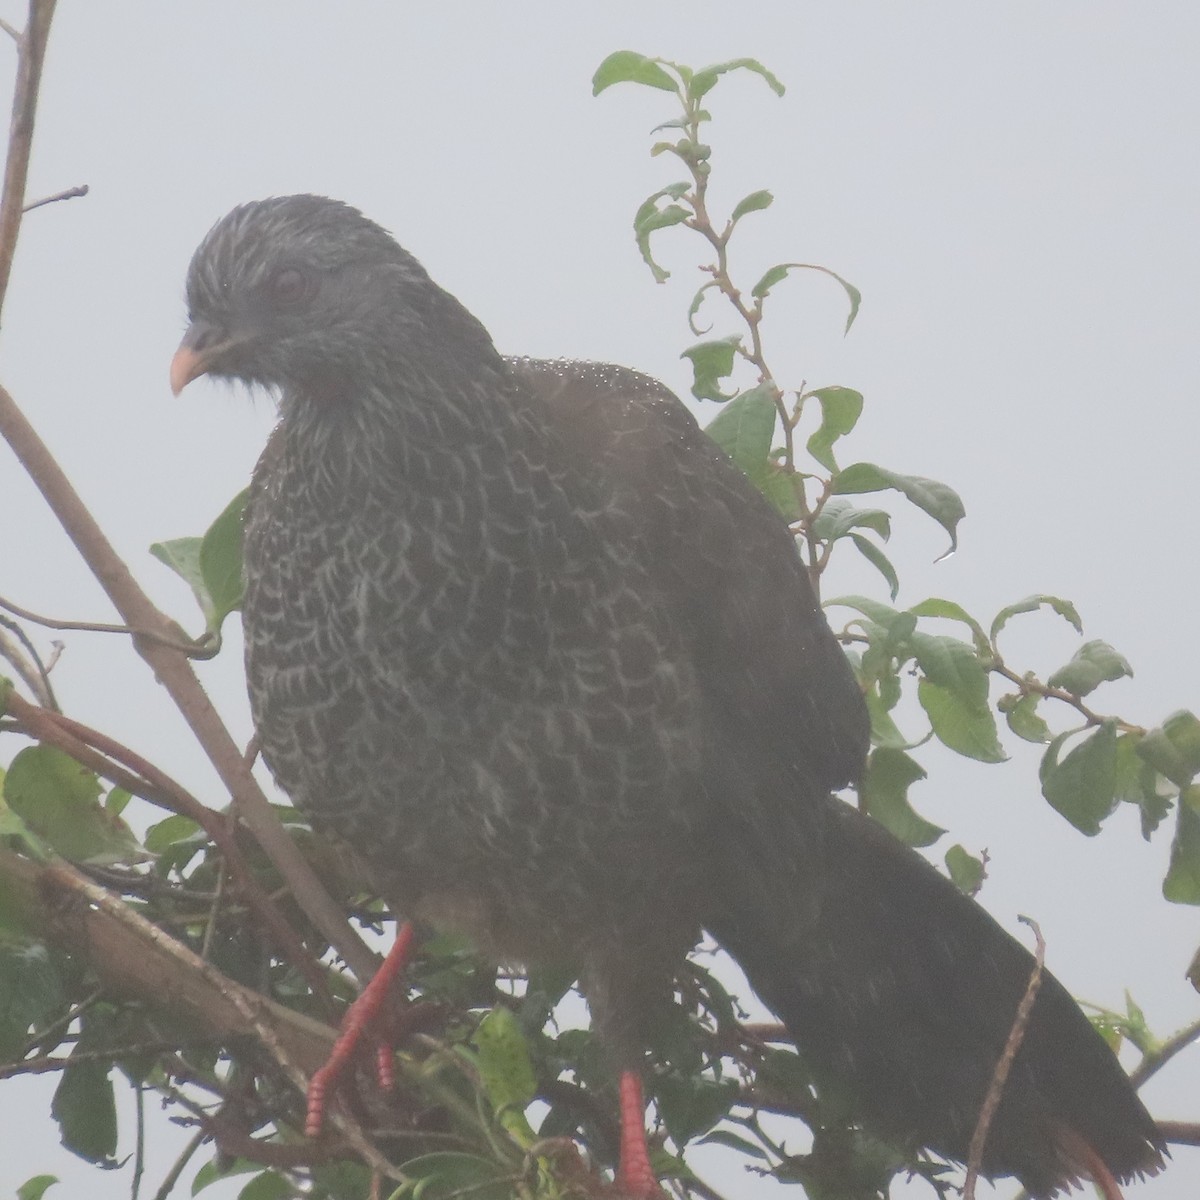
615,1070,666,1198
305,921,416,1137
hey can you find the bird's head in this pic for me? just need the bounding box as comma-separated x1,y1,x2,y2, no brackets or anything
170,194,494,408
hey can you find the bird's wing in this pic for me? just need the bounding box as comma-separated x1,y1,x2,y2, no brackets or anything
507,357,869,797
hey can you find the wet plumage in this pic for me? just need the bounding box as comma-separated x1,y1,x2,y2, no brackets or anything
174,194,1163,1194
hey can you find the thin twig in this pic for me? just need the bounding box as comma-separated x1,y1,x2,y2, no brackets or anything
151,1127,206,1200
0,615,56,707
200,859,228,961
0,20,369,967
0,591,214,655
18,983,103,1058
132,1080,146,1200
1129,1013,1200,1090
0,383,375,981
964,917,1045,1200
22,181,87,210
0,1041,179,1081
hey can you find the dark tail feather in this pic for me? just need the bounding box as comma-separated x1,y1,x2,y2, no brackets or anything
709,799,1165,1196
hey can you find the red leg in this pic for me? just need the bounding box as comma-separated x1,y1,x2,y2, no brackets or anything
305,921,417,1137
616,1070,664,1197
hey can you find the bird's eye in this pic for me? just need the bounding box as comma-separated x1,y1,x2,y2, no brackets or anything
269,267,312,307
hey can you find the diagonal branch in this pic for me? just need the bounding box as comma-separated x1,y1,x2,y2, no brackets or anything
0,0,56,321
0,0,375,985
4,690,337,1006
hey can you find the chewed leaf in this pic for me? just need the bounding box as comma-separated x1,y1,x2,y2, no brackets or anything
1047,640,1132,699
834,462,964,556
805,387,863,471
750,262,861,333
682,334,742,401
4,745,147,866
690,58,786,99
990,594,1083,643
1041,723,1120,836
862,748,944,847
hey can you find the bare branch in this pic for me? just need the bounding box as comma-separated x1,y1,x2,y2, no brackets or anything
0,383,376,981
0,614,56,706
0,591,215,656
0,0,56,320
1130,1013,1200,1090
964,917,1045,1200
22,180,87,211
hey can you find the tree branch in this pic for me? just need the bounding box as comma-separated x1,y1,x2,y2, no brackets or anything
4,691,336,1006
0,0,55,317
964,917,1045,1200
0,0,375,984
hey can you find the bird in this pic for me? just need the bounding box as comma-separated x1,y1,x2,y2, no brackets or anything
170,194,1164,1197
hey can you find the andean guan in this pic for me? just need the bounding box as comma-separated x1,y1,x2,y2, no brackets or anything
170,195,1163,1197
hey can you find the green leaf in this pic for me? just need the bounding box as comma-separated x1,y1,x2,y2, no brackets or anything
702,384,796,514
945,844,986,896
908,597,989,655
144,813,203,855
655,1075,739,1146
804,387,864,472
1047,640,1132,698
4,745,146,866
989,594,1083,643
1164,786,1200,905
862,684,911,749
592,51,677,95
1113,732,1172,837
149,536,208,616
0,943,65,1060
192,1158,260,1195
1040,723,1120,835
918,679,1006,763
17,1178,58,1200
198,489,248,631
399,1153,512,1200
473,1006,537,1144
104,786,132,817
811,498,890,544
52,1054,117,1163
686,279,720,335
749,262,861,333
691,57,785,99
696,1129,769,1160
703,384,777,471
909,633,990,710
681,334,742,401
848,534,900,601
834,462,964,556
825,594,903,631
1136,710,1200,788
237,1173,292,1200
730,189,774,223
862,748,944,847
631,182,690,283
1000,692,1052,744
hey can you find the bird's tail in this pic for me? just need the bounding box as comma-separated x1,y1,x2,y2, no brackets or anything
707,798,1165,1196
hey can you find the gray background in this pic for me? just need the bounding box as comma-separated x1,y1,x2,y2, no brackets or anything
0,3,1196,1197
